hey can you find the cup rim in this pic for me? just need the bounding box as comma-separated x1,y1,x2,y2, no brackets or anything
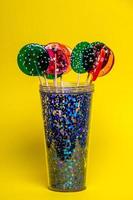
39,82,94,93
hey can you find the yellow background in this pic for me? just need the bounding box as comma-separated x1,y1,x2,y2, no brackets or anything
1,0,133,199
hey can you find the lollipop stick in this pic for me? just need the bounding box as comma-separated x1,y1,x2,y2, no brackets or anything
88,73,93,84
77,73,80,86
54,54,57,87
38,76,42,85
60,75,64,93
35,66,43,85
44,73,48,86
86,73,90,84
60,75,64,87
89,74,93,84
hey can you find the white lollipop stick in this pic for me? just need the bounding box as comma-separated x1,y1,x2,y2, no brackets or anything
60,75,64,87
86,73,92,84
77,73,80,86
89,73,93,84
54,54,57,87
60,75,64,93
35,66,43,86
44,73,48,86
38,76,42,85
86,73,89,84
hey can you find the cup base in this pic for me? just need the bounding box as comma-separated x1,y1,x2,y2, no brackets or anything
48,186,86,192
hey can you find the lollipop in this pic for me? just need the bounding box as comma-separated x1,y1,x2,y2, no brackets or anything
45,43,69,76
17,41,115,87
71,42,96,86
71,42,95,74
17,43,50,76
91,42,114,77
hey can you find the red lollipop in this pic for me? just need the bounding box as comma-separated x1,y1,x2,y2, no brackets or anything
45,43,69,75
91,48,106,81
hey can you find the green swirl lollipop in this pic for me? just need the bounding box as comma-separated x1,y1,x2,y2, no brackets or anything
71,42,95,74
17,43,50,76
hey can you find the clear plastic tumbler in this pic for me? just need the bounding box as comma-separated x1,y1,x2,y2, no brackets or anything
40,83,94,192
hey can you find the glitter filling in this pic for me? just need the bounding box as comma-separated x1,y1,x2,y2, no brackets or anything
40,86,93,192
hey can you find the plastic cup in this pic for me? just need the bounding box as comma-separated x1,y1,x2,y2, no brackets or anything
40,83,94,192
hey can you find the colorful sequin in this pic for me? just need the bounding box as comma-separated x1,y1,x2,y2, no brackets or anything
40,89,93,191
